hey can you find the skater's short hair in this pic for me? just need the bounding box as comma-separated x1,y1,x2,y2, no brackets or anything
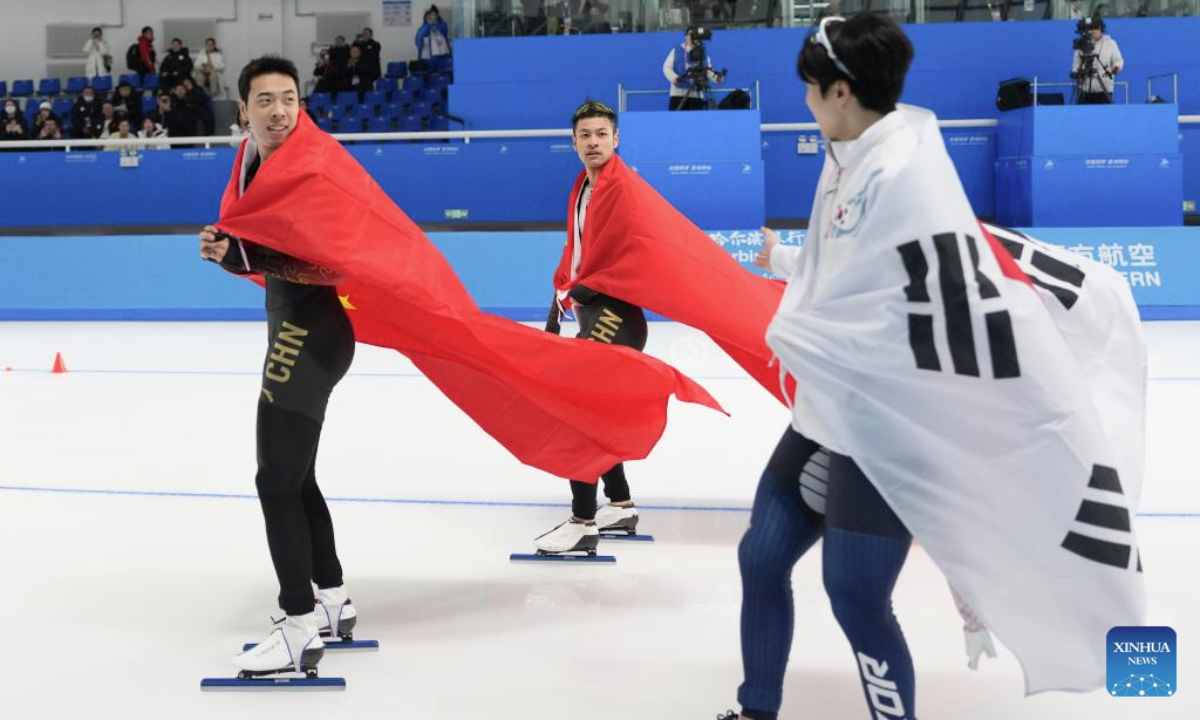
238,56,301,104
798,14,913,114
571,100,617,132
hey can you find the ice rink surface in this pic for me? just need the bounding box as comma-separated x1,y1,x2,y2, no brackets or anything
1,320,1195,719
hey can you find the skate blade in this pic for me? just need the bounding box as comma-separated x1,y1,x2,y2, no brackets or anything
200,676,346,691
242,639,380,652
509,552,616,564
599,533,655,542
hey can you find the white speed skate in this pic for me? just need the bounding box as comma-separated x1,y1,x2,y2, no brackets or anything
232,612,324,679
534,518,600,556
594,503,639,536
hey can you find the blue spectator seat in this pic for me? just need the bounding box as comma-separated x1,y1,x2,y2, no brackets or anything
362,90,386,109
431,56,453,73
316,117,334,133
119,74,138,87
400,114,422,133
386,61,407,79
350,105,374,125
327,104,348,122
375,78,398,96
395,89,414,108
65,76,88,94
382,102,403,120
38,78,62,95
0,81,6,96
368,116,391,133
91,76,113,92
402,76,424,94
24,101,40,124
429,115,449,132
141,95,157,114
308,91,332,115
12,80,34,96
412,101,432,118
140,73,159,91
338,117,364,133
52,98,73,117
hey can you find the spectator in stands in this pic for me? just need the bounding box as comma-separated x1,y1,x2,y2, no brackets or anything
181,77,216,135
83,27,112,78
313,48,342,94
229,115,250,146
1072,15,1123,104
138,115,168,150
582,4,613,33
32,102,59,137
150,92,191,138
194,37,226,99
330,35,351,75
96,100,120,138
71,85,103,139
160,38,194,91
103,117,136,152
2,100,27,142
171,82,202,135
663,27,725,110
354,27,383,79
343,45,379,99
134,26,157,84
112,81,143,127
416,7,452,61
37,116,63,143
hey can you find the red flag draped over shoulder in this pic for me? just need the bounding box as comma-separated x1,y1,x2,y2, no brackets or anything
216,113,723,482
552,154,787,404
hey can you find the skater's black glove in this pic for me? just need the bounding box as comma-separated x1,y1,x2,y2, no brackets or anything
544,294,562,335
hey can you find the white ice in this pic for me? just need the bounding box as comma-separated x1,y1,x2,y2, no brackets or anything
0,321,1195,719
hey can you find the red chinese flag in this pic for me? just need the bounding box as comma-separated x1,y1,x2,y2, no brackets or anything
216,114,724,482
553,154,788,404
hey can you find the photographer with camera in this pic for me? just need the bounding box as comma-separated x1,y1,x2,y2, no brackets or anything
1071,16,1123,105
662,27,726,110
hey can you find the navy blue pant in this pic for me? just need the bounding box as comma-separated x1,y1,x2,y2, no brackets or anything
737,427,915,720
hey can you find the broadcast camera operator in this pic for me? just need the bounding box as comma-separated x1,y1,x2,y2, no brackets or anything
1071,16,1123,105
662,27,727,110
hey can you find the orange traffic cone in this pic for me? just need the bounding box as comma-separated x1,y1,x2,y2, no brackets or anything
51,352,68,374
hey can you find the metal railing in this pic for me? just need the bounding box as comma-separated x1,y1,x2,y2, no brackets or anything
3,113,1194,152
617,80,762,112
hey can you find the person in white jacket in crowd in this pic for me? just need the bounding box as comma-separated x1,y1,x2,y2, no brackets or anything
83,27,111,79
193,38,226,99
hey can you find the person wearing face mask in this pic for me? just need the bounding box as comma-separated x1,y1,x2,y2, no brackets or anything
2,100,28,143
71,85,103,139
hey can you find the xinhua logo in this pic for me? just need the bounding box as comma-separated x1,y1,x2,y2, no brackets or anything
1107,626,1176,697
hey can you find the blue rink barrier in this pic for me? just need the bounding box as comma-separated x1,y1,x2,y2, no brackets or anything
0,227,1197,322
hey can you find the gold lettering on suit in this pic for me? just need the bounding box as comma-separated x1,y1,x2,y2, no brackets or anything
264,321,309,383
588,308,623,344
